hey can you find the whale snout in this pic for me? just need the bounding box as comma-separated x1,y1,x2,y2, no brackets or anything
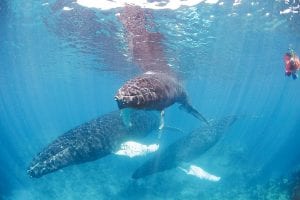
27,169,38,178
114,95,127,109
27,164,44,178
115,93,136,109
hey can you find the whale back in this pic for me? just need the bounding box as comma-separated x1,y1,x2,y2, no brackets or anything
115,72,186,110
132,116,237,179
27,110,159,178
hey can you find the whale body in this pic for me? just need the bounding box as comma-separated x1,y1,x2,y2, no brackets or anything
115,72,185,110
132,116,237,179
27,110,159,178
115,71,209,124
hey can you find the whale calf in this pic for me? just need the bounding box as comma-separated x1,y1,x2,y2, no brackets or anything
132,116,237,179
115,71,209,125
27,110,160,178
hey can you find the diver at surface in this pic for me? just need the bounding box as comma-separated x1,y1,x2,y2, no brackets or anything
284,49,300,80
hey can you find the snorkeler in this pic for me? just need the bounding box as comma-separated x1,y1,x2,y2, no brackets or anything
284,50,300,80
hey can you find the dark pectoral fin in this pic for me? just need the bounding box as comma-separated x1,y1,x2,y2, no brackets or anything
179,104,210,125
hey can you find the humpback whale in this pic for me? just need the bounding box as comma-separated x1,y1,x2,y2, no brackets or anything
27,110,160,178
132,116,237,179
115,71,209,125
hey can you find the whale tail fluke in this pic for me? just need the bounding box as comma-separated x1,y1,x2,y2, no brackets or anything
179,103,210,125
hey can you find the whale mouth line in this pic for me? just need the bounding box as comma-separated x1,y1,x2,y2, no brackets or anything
27,147,71,178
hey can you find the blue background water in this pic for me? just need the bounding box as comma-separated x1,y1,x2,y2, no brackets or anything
0,0,300,199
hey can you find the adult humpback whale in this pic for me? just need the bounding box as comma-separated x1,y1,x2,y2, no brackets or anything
27,110,160,178
132,116,237,179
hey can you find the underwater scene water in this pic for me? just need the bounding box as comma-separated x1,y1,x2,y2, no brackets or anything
1,0,300,199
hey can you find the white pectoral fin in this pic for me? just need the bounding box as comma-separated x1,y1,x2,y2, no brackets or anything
179,164,221,182
120,108,133,128
159,110,165,130
114,141,159,158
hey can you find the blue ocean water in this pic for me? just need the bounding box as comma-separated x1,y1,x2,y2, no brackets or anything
0,0,300,199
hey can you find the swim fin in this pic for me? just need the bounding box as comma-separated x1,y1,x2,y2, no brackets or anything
179,103,210,125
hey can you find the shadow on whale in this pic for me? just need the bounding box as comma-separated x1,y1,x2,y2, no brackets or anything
132,116,238,179
27,110,160,178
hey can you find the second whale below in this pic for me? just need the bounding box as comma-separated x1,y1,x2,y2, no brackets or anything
27,110,160,178
132,116,238,179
